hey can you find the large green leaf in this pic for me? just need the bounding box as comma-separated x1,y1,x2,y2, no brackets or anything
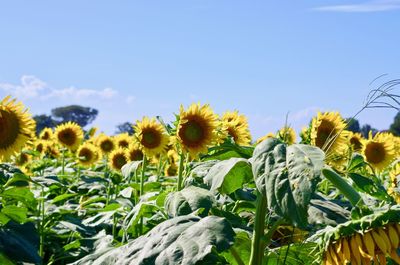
308,194,350,226
73,215,235,265
165,186,215,217
204,158,252,195
121,161,142,180
250,138,325,228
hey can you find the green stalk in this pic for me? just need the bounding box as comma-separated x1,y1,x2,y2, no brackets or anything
322,168,363,206
249,191,268,265
39,186,45,259
177,153,184,191
140,156,148,197
61,148,65,175
156,155,163,182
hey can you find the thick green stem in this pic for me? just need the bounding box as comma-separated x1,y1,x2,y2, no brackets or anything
177,153,185,191
140,156,147,197
322,168,363,206
61,149,65,175
39,187,45,259
249,191,268,265
156,155,163,182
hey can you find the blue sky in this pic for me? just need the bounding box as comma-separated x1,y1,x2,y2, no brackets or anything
0,0,400,138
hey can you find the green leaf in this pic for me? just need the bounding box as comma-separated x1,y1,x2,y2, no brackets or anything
165,186,216,217
1,187,37,210
347,153,366,172
73,215,235,265
3,173,30,188
204,158,252,194
308,195,350,226
250,139,325,228
266,242,319,265
222,231,251,265
1,206,28,224
348,172,392,202
121,161,142,180
52,193,79,204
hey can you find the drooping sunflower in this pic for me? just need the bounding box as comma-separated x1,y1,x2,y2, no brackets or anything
277,126,296,145
39,127,53,141
220,110,251,146
0,96,36,161
134,117,169,157
96,134,116,156
348,131,364,153
115,133,132,149
126,143,144,161
256,132,275,145
76,143,99,166
54,122,83,150
310,112,348,154
362,132,396,172
176,103,218,157
108,148,128,171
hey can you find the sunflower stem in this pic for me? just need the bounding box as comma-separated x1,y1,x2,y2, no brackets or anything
61,148,65,175
140,156,147,197
156,155,163,182
249,191,267,265
177,153,185,191
39,186,45,259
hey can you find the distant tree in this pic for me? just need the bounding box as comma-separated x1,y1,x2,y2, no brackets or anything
389,112,400,136
345,118,360,133
33,114,58,135
360,124,378,138
115,122,135,135
51,105,98,127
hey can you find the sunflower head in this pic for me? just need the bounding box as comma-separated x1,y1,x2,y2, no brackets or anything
115,133,132,149
96,134,115,155
134,117,169,157
389,162,400,203
108,148,128,171
39,127,53,141
43,142,60,158
176,103,218,157
348,131,364,153
0,96,36,161
362,132,396,172
34,140,49,155
14,151,30,167
54,122,83,150
310,112,348,154
126,143,144,161
256,132,275,145
277,126,296,145
220,110,252,146
77,143,99,166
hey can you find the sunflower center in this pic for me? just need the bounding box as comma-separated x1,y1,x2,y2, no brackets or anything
36,143,44,153
129,150,143,161
42,132,50,140
118,140,129,148
316,121,335,149
180,121,204,146
79,148,93,161
141,130,161,148
227,127,238,141
112,154,127,169
58,129,77,146
100,140,114,152
0,109,20,149
350,137,362,152
365,142,385,164
16,153,29,165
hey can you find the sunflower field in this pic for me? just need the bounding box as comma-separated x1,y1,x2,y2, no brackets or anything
1,92,400,265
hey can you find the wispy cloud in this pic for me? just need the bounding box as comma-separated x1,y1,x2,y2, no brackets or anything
314,0,400,12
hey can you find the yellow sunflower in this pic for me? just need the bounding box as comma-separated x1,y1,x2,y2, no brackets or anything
54,122,83,150
0,96,36,161
39,127,53,141
14,151,30,167
126,143,144,161
310,112,348,154
362,132,396,172
114,133,131,149
43,142,60,158
77,143,99,166
96,134,115,156
176,103,218,157
348,131,364,153
108,148,128,171
34,140,49,155
134,117,169,157
277,126,296,145
220,110,251,146
256,132,275,145
388,162,400,203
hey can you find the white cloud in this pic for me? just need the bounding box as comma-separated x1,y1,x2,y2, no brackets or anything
125,95,135,103
314,0,400,12
44,87,117,100
0,75,47,99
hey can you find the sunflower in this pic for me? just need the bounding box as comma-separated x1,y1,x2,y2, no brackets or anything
14,151,30,167
108,148,128,171
0,96,36,161
176,103,218,157
43,142,60,158
220,110,251,146
54,122,83,150
348,131,364,153
115,133,131,149
362,132,396,172
388,162,400,203
39,127,53,141
310,112,348,154
126,143,144,161
96,134,115,156
77,143,99,166
256,132,275,145
277,126,296,145
34,140,48,155
134,117,169,157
